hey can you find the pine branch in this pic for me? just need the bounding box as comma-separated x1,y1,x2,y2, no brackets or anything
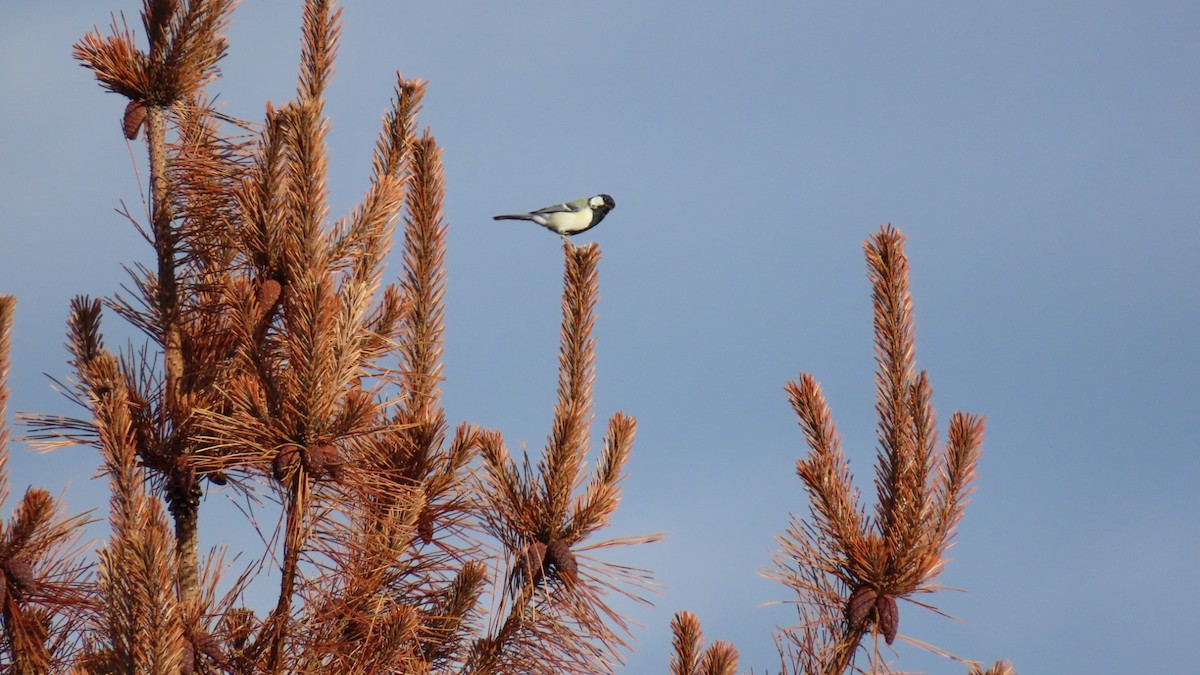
418,561,488,667
566,412,636,542
73,15,151,101
541,242,600,531
474,243,658,673
697,642,739,675
868,224,924,551
297,0,340,103
60,3,670,673
329,75,425,281
264,471,312,672
668,611,740,675
771,225,988,673
969,659,1018,675
0,488,92,673
88,349,186,674
788,374,866,565
236,102,292,281
398,133,448,421
0,296,14,508
285,111,483,671
668,611,705,675
921,411,984,581
76,0,242,610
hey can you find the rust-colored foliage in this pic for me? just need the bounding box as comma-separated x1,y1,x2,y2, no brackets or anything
0,298,94,672
10,1,659,672
970,659,1018,675
472,243,662,674
5,1,1016,673
764,225,992,674
668,611,740,675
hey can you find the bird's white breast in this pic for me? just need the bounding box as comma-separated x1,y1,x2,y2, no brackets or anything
535,209,592,234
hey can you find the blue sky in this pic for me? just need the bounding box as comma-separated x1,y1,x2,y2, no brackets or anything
2,2,1198,672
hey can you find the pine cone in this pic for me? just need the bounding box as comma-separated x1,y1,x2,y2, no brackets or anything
845,585,878,630
179,641,195,675
875,594,899,645
4,558,36,598
513,541,547,589
122,100,146,139
545,539,578,585
272,447,300,483
303,443,344,480
255,279,282,319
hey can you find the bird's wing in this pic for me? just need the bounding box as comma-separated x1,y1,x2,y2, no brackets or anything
530,199,586,215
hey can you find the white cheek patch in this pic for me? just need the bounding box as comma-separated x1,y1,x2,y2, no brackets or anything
589,196,604,207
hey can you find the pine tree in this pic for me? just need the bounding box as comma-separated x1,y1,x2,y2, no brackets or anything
0,2,1014,673
12,1,658,672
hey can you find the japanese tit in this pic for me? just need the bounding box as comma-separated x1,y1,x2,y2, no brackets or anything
493,194,615,237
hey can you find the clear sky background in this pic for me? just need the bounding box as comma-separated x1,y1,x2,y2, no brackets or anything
2,2,1198,673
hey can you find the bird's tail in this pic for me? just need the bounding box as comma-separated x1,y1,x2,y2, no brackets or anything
492,214,534,221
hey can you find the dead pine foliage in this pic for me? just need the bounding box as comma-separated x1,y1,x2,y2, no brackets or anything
666,226,1009,675
6,1,659,673
764,224,993,674
667,611,739,675
2,1,1017,673
1,298,95,674
470,242,664,674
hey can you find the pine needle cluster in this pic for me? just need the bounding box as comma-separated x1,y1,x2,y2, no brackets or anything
8,1,657,672
470,243,662,673
763,225,994,674
667,226,1011,674
667,611,738,675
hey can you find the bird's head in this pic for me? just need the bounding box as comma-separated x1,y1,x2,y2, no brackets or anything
589,194,615,213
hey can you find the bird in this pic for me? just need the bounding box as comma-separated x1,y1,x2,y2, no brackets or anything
493,194,615,238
